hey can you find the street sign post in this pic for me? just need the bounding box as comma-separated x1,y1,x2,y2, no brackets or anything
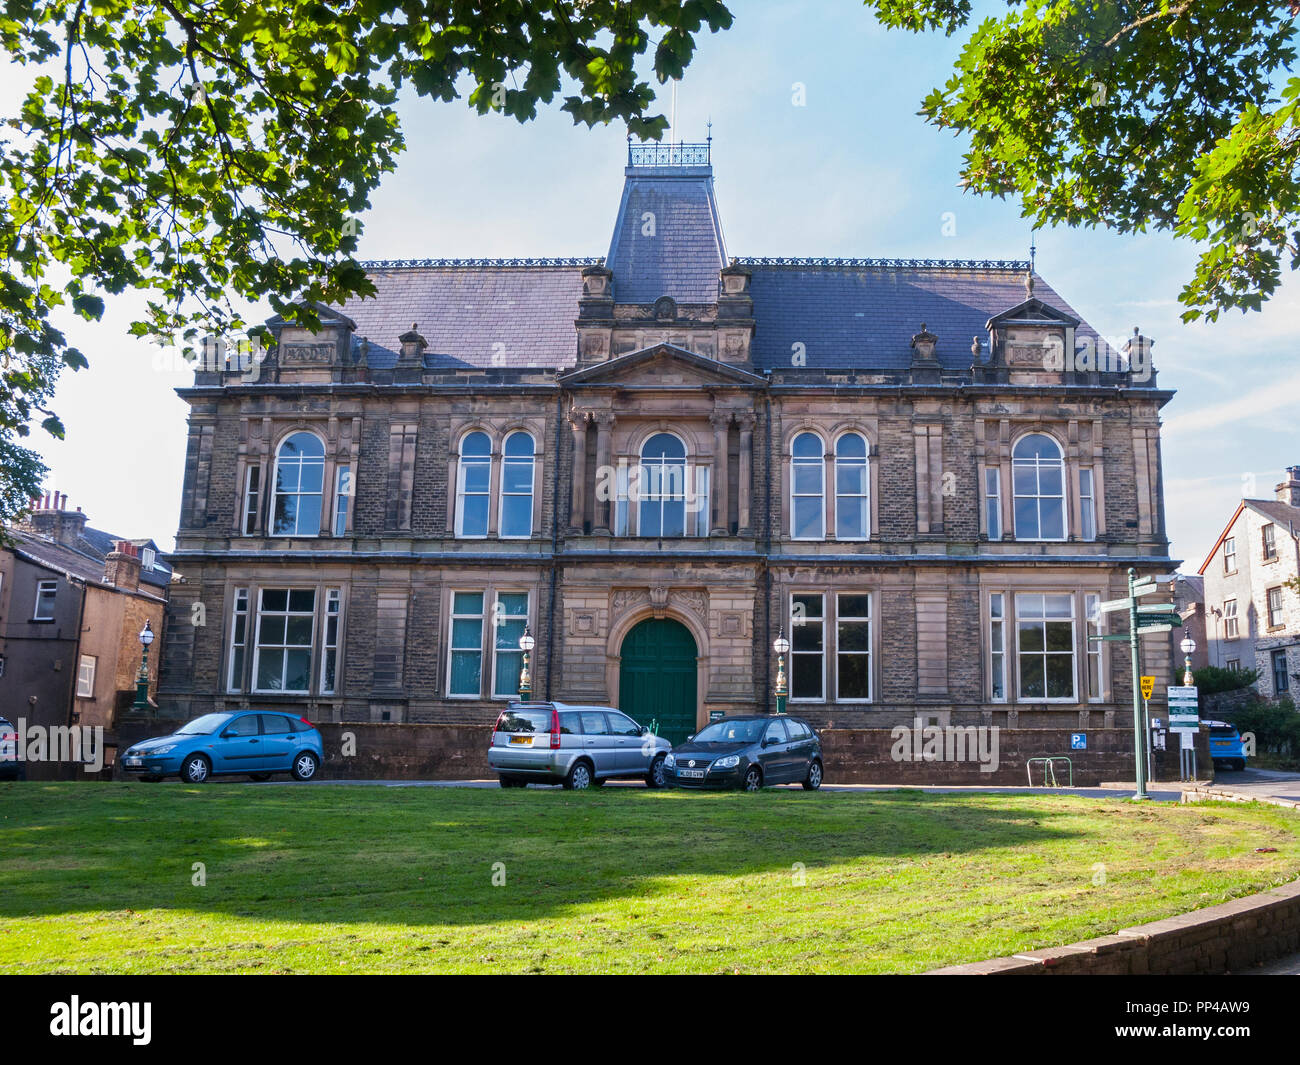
1140,676,1155,781
1167,685,1200,781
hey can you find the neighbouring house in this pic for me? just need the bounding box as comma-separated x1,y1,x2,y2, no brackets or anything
1170,573,1208,678
1199,466,1300,697
0,492,171,741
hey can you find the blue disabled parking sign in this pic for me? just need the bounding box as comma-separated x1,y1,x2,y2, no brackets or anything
1070,733,1087,750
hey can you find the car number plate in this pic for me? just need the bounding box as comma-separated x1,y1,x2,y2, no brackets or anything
125,757,142,766
509,737,532,746
680,768,705,778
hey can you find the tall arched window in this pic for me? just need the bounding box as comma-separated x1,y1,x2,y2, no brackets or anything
835,432,869,539
791,432,825,539
499,431,535,538
1012,433,1066,540
456,431,492,537
271,432,325,536
639,433,688,537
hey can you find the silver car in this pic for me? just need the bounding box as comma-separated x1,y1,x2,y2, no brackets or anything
488,701,672,789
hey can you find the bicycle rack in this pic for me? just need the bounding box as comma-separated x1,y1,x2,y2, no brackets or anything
1026,756,1074,788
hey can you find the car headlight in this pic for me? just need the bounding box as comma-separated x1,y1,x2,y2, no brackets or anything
152,744,177,755
664,753,675,768
713,755,740,769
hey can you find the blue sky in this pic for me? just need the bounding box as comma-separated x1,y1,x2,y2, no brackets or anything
5,0,1297,566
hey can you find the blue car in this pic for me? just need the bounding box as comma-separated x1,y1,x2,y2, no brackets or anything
120,711,324,783
1206,719,1248,772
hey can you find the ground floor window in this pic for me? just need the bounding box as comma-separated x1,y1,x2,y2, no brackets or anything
1272,649,1290,694
77,655,96,698
448,588,533,699
789,591,872,703
989,593,1007,701
1015,593,1076,701
227,586,342,695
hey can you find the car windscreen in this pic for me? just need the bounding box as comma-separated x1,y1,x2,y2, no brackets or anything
175,713,233,736
693,719,765,744
495,710,552,734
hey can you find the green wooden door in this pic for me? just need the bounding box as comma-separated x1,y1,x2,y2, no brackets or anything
618,618,698,746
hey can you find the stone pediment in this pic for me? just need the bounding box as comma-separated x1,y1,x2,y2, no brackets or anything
560,342,765,389
985,297,1079,330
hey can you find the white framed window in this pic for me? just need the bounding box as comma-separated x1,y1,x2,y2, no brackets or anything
140,547,156,570
77,655,96,698
1267,586,1284,628
835,593,871,701
321,589,342,694
834,433,869,540
639,433,692,537
333,465,352,537
499,432,535,539
1079,468,1097,541
613,451,708,537
1085,593,1103,701
989,592,1007,701
242,465,261,535
1263,523,1277,560
1223,599,1239,640
252,588,316,693
985,468,1002,540
271,432,325,537
455,431,491,538
790,592,825,701
490,591,530,698
227,588,249,692
791,432,825,540
1015,593,1076,701
1223,537,1237,573
1226,657,1241,672
447,591,485,697
1272,648,1290,693
1012,434,1066,541
34,579,57,621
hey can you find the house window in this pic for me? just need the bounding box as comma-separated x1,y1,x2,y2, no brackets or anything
140,547,155,570
989,593,1007,701
791,432,825,540
1015,593,1076,701
333,465,352,537
790,592,825,700
1079,468,1097,541
835,593,871,700
1272,648,1290,693
1012,434,1066,540
76,655,96,698
985,468,1002,540
491,591,530,698
499,432,535,539
1223,599,1239,640
321,589,342,695
448,591,485,697
34,579,57,620
271,432,325,537
227,588,249,692
639,433,691,537
1223,537,1236,573
834,433,869,539
1226,657,1241,672
1263,523,1277,560
252,589,316,693
1085,593,1103,700
242,465,261,535
455,431,492,538
1267,586,1284,628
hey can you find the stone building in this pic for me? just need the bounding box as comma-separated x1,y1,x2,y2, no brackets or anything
159,142,1177,746
1199,466,1300,698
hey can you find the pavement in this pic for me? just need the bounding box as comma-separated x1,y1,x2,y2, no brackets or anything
1189,767,1300,809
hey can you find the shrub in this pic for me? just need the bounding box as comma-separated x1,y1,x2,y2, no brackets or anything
1192,664,1260,695
1227,697,1300,759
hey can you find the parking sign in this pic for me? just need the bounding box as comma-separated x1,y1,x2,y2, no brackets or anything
1070,733,1087,750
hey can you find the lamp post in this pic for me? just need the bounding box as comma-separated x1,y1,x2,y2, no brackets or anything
773,630,790,716
131,620,155,715
518,626,535,701
1180,635,1196,687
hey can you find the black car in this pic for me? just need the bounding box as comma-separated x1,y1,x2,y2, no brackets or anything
664,715,823,791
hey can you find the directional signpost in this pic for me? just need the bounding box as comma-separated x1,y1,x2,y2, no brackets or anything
1168,685,1200,781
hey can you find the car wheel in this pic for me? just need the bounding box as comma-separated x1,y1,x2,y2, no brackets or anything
290,752,319,781
802,760,823,790
743,766,763,792
249,773,271,782
499,775,527,788
646,754,667,789
180,754,211,784
1233,759,1246,771
564,760,593,790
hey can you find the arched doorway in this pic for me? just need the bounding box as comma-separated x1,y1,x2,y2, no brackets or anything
618,617,698,746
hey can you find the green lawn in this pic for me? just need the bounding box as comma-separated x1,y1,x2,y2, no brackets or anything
2,782,1299,974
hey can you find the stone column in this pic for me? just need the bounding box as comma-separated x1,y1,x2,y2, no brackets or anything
710,411,731,536
593,411,616,535
568,410,589,534
737,411,755,536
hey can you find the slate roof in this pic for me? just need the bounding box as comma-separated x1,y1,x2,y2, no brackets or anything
6,530,168,600
1245,499,1300,534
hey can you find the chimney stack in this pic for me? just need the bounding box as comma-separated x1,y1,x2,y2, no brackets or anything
15,490,90,547
104,541,142,593
1276,465,1300,508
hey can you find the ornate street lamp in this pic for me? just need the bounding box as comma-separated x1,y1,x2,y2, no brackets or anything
773,629,790,715
518,626,535,700
132,620,155,715
1179,635,1196,687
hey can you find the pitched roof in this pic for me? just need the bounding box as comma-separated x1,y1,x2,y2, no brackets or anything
6,531,167,602
1196,498,1300,574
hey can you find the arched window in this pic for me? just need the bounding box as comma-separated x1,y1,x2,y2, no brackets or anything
1012,434,1066,540
499,431,535,538
639,433,688,537
455,431,492,537
835,432,869,539
791,432,825,539
271,432,325,537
